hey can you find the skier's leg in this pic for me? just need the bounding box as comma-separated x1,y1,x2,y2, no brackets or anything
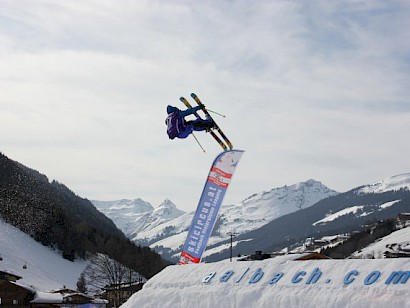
187,119,214,131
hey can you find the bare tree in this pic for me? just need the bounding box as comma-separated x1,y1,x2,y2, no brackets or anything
82,253,143,307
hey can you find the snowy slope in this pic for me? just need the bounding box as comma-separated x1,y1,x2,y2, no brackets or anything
351,225,410,259
0,218,86,291
358,173,410,194
312,200,401,226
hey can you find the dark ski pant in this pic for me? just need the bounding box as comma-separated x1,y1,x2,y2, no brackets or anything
177,119,214,138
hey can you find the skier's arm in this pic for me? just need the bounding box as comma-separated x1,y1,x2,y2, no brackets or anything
180,106,202,117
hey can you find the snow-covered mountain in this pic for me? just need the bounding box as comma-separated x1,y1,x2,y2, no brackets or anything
133,199,186,237
94,179,338,262
215,179,339,236
147,174,410,262
94,174,410,263
357,173,410,194
91,198,154,236
92,198,186,238
228,173,410,262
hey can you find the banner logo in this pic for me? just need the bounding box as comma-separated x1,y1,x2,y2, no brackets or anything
179,150,244,264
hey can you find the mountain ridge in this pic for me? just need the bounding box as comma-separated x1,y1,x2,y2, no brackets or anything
93,173,410,263
93,179,339,262
217,173,410,262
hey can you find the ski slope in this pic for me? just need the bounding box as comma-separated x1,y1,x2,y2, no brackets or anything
0,218,87,291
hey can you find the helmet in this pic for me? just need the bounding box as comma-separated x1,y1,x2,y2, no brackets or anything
167,105,178,114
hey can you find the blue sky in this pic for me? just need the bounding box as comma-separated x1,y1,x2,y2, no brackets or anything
1,0,409,212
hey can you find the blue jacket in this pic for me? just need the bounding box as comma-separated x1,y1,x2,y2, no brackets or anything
166,105,202,139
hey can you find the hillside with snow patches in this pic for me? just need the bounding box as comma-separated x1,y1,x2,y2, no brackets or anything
312,200,402,226
311,173,410,227
94,179,339,261
351,224,410,259
0,218,87,291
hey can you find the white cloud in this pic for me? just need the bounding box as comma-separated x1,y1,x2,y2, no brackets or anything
1,0,410,211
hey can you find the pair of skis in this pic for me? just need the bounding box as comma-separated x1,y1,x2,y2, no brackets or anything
180,93,232,151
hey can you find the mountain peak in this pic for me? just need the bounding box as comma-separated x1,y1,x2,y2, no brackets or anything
92,199,154,213
157,198,176,208
153,199,185,218
211,179,339,239
243,179,338,205
110,198,153,212
302,179,322,185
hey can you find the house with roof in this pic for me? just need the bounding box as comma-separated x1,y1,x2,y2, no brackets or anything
0,270,22,282
102,281,144,307
0,269,108,308
0,271,36,307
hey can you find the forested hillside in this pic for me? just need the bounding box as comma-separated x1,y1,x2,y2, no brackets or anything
0,152,166,278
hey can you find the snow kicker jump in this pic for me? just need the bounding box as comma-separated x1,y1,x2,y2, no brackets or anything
179,149,244,264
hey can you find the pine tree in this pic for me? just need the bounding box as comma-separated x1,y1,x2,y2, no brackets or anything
77,273,87,294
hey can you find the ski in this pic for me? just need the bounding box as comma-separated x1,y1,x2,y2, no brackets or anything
179,97,228,151
190,93,233,150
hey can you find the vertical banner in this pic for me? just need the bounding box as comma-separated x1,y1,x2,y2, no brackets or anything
179,149,244,264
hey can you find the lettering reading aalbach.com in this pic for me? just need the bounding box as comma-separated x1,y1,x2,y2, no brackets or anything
202,267,410,286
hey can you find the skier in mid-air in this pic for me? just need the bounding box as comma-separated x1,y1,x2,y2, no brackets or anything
166,105,215,140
